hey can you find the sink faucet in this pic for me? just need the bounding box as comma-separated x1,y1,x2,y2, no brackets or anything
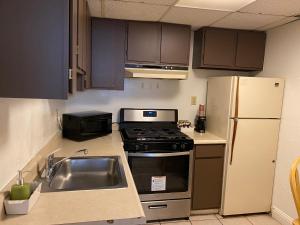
45,148,88,181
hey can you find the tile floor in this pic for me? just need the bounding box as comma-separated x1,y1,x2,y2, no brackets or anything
146,214,282,225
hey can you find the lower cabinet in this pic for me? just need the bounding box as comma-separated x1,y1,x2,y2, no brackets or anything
192,144,225,210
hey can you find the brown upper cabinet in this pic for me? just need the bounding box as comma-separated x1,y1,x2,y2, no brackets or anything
77,0,88,73
161,23,191,65
127,22,191,66
0,0,69,99
69,0,91,93
193,27,266,71
235,31,266,70
91,18,126,90
127,21,161,64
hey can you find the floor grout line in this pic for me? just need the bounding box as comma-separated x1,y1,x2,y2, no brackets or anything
245,216,255,225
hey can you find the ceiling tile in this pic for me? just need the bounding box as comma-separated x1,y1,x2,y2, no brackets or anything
239,0,300,16
87,0,102,17
176,0,256,12
120,0,177,6
102,0,169,21
212,12,285,30
257,16,298,30
161,6,231,30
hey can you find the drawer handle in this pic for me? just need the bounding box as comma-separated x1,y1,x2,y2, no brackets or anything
148,204,167,209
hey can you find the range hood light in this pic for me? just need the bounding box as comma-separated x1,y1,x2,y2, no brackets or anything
125,68,188,80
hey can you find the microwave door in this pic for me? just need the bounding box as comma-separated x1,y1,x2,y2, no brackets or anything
80,118,112,135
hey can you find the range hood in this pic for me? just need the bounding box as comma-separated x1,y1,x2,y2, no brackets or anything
125,64,189,80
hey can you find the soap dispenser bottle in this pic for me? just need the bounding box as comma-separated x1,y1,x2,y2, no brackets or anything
10,170,31,200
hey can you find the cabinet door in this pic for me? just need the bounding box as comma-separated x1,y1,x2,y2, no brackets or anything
127,21,161,64
0,0,69,99
192,145,225,210
202,28,237,68
85,4,92,89
77,0,87,73
235,31,266,70
161,23,191,66
92,19,125,90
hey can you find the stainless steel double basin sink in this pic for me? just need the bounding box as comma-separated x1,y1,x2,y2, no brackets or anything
40,156,128,192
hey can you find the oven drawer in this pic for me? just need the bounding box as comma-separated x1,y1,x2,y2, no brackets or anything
142,199,191,221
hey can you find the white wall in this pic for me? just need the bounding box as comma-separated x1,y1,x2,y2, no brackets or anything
66,32,244,123
0,99,64,190
258,20,300,224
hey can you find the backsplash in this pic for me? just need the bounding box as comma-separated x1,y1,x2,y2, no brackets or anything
0,99,64,190
65,69,226,123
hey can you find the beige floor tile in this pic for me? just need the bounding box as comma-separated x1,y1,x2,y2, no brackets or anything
246,214,282,225
191,219,222,225
220,216,252,225
190,214,218,221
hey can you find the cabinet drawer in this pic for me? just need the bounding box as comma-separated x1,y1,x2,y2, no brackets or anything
142,199,190,221
195,145,224,158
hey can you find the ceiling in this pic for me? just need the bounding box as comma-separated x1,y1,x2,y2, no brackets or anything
87,0,300,30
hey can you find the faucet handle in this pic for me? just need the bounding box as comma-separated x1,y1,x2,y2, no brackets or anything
79,148,88,155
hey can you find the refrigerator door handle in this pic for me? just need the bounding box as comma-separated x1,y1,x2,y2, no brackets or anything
234,77,240,118
230,118,238,165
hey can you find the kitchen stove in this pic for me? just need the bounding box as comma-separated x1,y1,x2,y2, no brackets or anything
119,108,194,222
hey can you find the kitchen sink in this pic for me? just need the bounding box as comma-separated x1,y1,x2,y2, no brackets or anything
40,156,128,192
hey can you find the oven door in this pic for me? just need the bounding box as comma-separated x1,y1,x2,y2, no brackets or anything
127,151,193,201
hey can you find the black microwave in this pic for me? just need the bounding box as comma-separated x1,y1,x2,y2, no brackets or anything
62,111,112,141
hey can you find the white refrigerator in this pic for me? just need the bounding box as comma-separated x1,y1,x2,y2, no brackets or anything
206,76,285,216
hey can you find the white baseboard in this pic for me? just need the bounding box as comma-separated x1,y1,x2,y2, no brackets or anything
271,206,294,225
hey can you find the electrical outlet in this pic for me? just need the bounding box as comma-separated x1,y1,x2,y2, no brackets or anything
191,96,197,105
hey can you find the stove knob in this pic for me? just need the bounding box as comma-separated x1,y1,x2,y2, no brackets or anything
172,144,177,150
181,143,186,150
135,145,140,151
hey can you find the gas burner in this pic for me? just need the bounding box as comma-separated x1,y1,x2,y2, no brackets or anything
119,108,194,152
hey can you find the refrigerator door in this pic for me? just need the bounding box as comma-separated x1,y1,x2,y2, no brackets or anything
221,118,280,215
231,77,284,118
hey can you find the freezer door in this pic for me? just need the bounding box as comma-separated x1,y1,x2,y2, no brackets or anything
231,77,284,118
221,119,280,215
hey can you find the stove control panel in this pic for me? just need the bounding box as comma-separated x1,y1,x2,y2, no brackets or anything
123,141,194,152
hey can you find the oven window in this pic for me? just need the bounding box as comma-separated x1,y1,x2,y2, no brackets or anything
128,155,189,194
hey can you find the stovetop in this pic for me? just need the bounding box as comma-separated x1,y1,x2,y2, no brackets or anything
120,127,194,152
119,108,194,152
123,127,190,141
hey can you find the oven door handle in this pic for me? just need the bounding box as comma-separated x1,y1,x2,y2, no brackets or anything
127,151,190,157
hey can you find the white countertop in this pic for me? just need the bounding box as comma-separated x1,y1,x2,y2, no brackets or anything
183,131,227,145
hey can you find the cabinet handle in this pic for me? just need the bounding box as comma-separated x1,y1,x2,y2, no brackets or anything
148,205,167,209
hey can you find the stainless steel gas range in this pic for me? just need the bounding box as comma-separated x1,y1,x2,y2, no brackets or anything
119,108,194,222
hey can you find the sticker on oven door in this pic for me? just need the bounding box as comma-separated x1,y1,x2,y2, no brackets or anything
151,176,166,191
